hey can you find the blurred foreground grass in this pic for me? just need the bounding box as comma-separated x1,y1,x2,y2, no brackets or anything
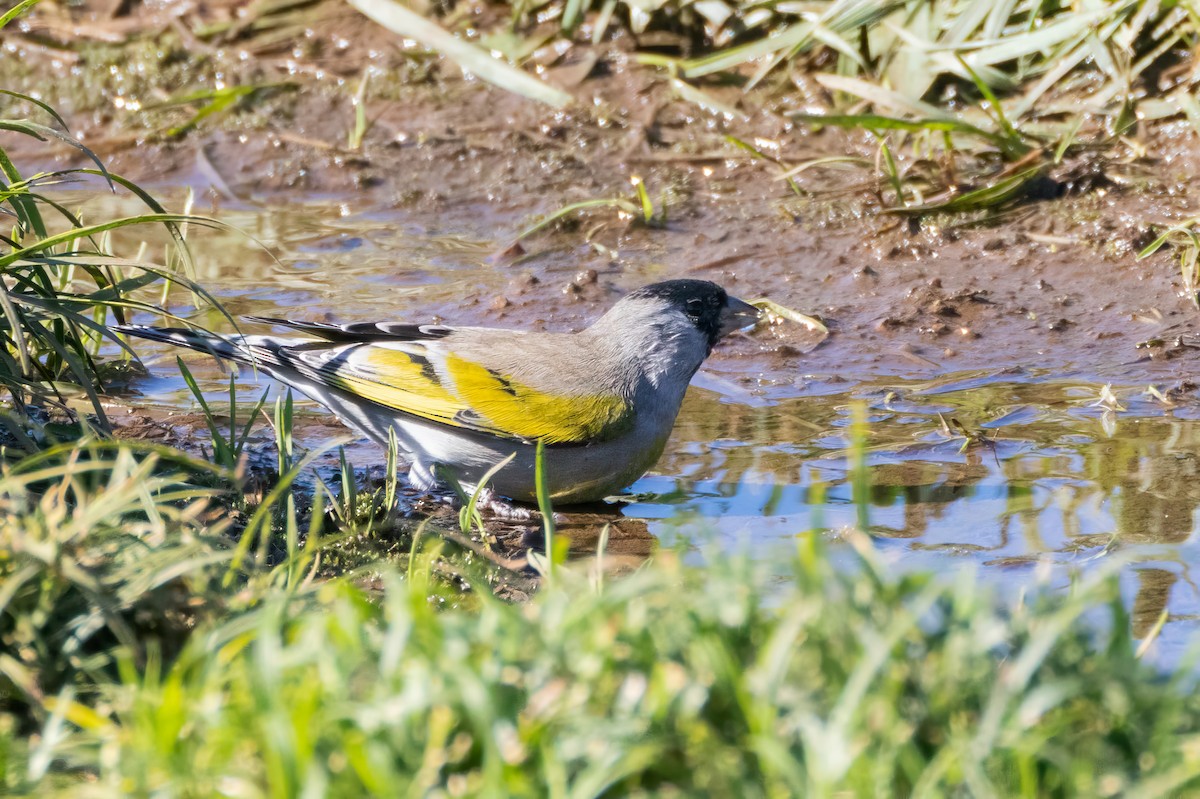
4,440,1200,796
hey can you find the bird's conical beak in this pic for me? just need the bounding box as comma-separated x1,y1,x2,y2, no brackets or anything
717,296,761,338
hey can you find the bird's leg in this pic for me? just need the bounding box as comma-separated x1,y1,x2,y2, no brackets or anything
410,458,444,494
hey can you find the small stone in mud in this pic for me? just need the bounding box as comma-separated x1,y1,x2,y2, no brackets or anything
889,242,932,259
510,272,539,292
575,268,598,285
490,240,525,263
983,238,1006,251
1037,279,1054,291
490,295,511,311
1164,380,1199,400
856,265,878,279
921,322,950,337
1047,318,1075,331
1131,227,1158,251
929,299,960,317
353,173,384,189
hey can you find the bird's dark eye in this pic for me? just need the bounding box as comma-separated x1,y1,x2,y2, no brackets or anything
685,298,704,315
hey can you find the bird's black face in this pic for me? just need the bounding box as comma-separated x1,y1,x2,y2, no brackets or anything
626,279,759,353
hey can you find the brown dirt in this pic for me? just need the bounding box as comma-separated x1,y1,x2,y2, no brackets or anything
10,0,1200,399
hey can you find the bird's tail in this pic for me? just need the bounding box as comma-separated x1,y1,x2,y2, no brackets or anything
113,325,259,367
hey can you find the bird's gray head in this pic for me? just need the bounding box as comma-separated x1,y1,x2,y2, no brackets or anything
592,279,761,387
620,279,760,352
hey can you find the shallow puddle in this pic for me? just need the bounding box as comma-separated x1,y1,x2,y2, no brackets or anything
86,189,1200,663
637,376,1200,664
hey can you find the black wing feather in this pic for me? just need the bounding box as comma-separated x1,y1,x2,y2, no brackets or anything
243,317,453,343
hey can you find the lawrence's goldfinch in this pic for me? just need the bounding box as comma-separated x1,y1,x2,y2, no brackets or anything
116,279,760,503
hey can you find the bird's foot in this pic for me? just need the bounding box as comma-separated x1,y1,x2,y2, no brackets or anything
474,487,537,522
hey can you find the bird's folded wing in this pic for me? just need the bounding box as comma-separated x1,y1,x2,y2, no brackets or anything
280,341,633,445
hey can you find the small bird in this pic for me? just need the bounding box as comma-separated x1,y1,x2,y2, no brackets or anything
116,279,760,504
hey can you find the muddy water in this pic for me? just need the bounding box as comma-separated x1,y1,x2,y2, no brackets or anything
89,189,1200,663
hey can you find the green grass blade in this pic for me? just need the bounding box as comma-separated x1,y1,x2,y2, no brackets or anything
884,166,1044,215
73,169,201,281
954,54,1022,150
0,284,32,373
877,138,905,213
0,121,113,191
0,144,47,238
176,357,234,467
462,452,517,536
794,112,1007,149
534,439,556,581
0,0,42,30
561,0,585,33
0,214,207,269
0,89,70,131
517,198,637,240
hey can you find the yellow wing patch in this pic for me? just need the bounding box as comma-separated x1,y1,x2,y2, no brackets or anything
323,347,461,427
443,353,632,445
315,345,631,445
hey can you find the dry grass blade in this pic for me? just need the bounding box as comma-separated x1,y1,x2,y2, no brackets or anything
814,73,953,121
516,197,640,239
773,156,874,181
751,298,829,334
348,0,573,109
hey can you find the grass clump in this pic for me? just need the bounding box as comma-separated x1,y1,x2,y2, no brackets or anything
0,441,235,717
4,476,1200,798
0,95,221,442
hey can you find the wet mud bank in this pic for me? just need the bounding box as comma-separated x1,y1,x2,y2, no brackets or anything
10,1,1200,390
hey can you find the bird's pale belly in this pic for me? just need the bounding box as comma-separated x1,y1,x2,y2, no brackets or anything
314,381,678,504
400,418,673,504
